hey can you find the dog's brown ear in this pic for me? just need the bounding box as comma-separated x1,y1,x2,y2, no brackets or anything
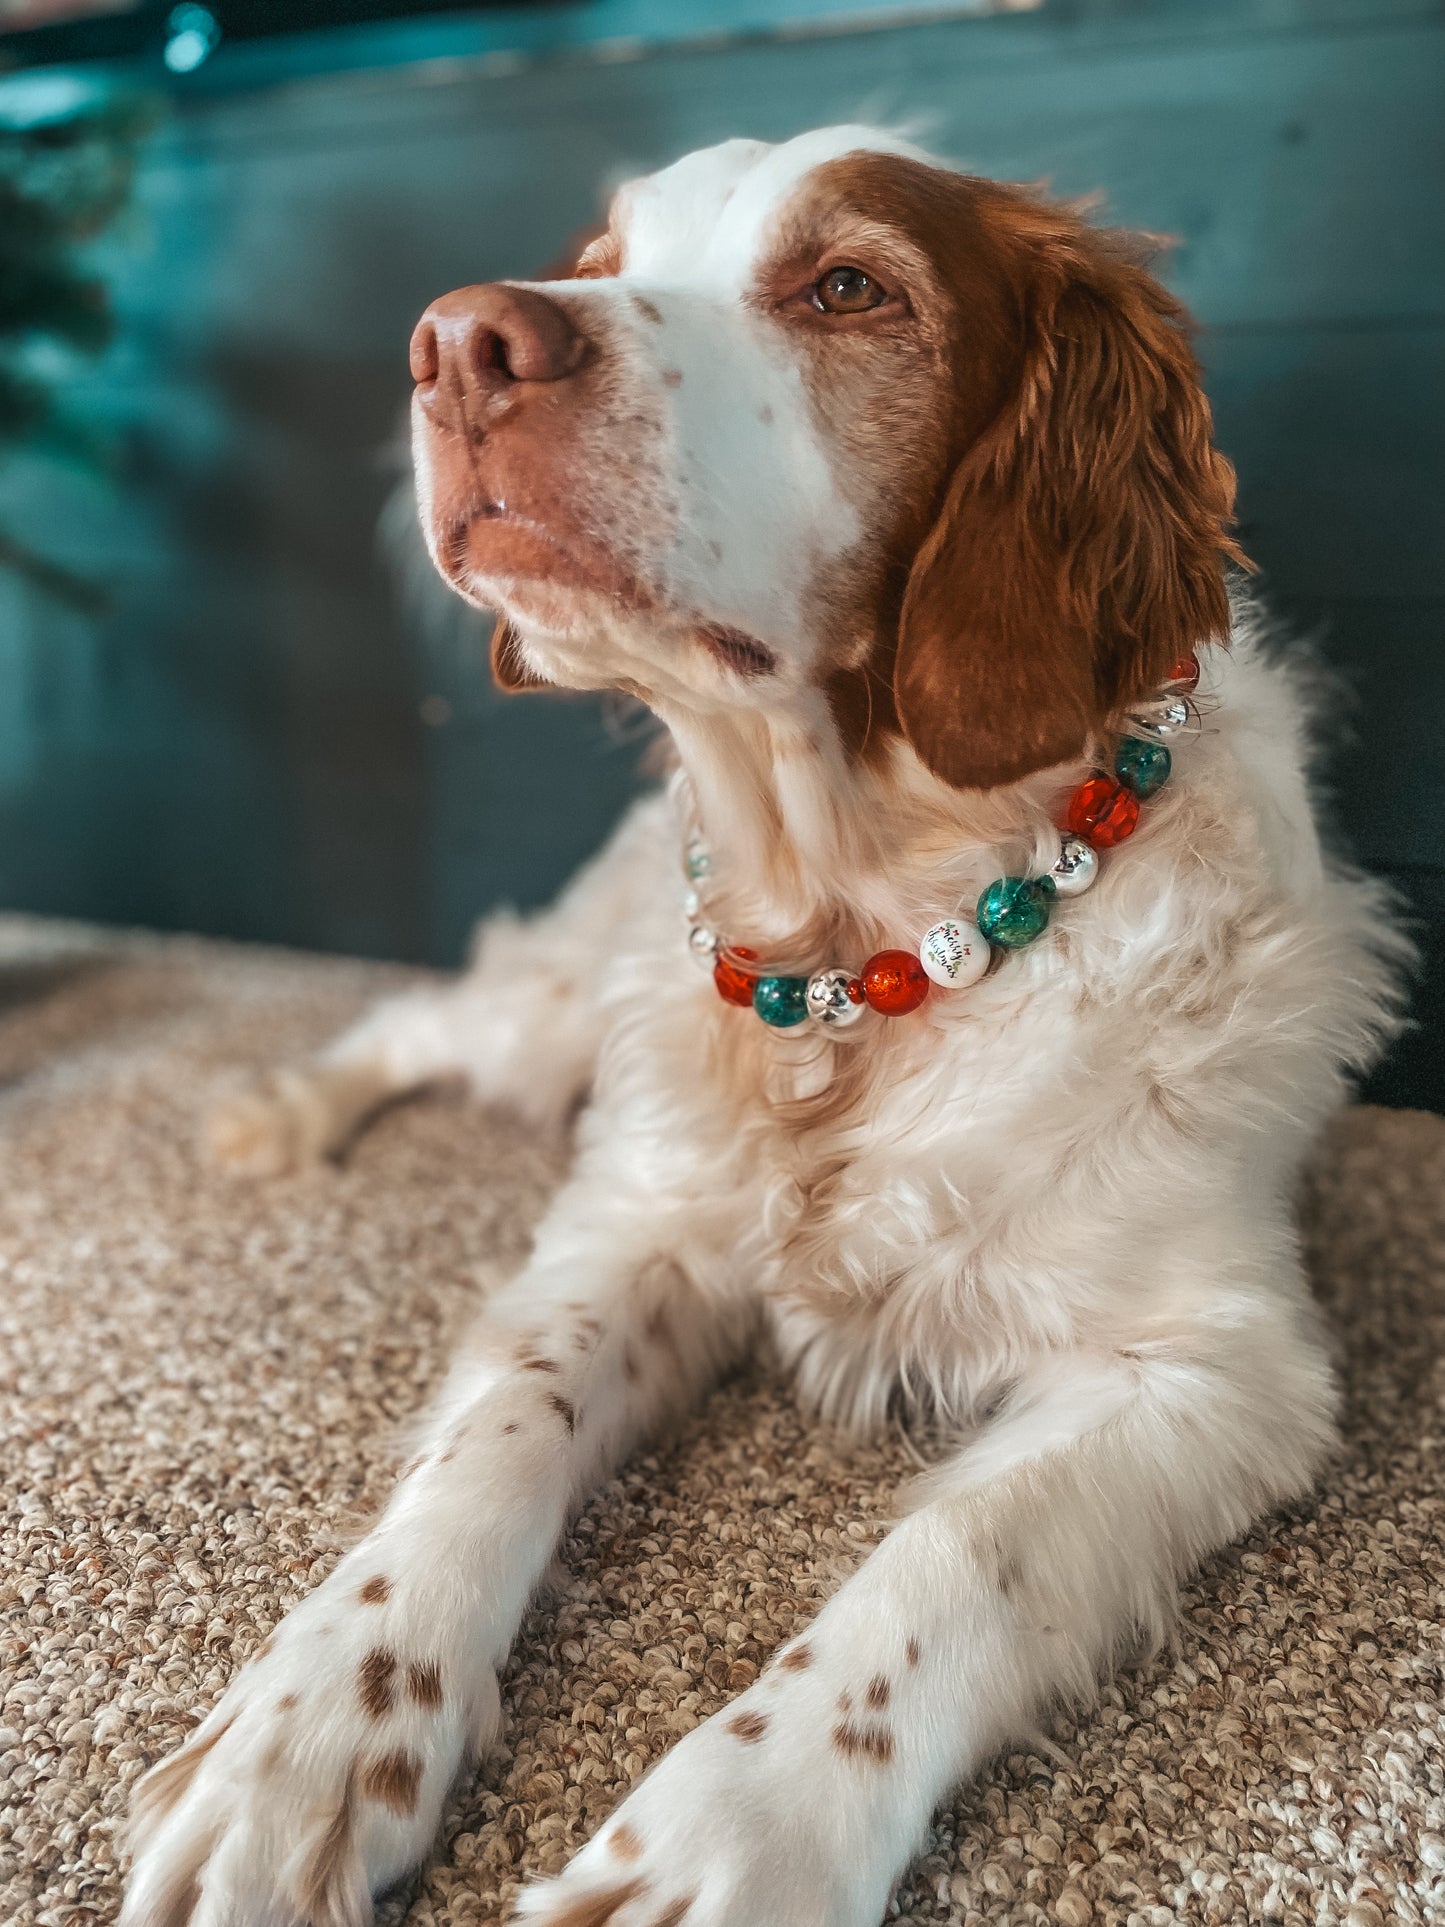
894,216,1244,791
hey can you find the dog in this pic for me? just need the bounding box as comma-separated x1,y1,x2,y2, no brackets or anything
120,127,1407,1927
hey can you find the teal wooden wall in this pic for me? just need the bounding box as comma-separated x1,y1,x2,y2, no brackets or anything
1,0,1441,1098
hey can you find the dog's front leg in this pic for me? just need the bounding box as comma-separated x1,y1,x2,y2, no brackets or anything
518,1322,1335,1927
120,1213,746,1927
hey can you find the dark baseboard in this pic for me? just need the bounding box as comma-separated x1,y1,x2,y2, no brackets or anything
1360,865,1444,1115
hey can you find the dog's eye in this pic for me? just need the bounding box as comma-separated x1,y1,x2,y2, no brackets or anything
813,266,886,314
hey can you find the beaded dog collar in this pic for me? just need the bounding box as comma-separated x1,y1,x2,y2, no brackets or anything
684,654,1203,1030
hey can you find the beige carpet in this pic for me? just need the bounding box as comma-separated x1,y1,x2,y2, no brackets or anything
1,917,1442,1927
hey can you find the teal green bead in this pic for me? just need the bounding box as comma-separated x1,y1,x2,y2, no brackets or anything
976,876,1054,949
1114,733,1172,798
752,975,810,1027
685,848,712,881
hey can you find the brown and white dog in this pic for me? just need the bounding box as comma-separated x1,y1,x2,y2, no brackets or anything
121,127,1406,1927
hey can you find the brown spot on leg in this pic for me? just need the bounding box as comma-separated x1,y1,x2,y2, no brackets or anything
358,1574,391,1605
276,1693,299,1711
645,1305,680,1358
832,1720,895,1765
151,1866,204,1927
865,1674,891,1711
778,1642,812,1672
520,1353,561,1374
299,1766,356,1921
706,539,723,562
650,1899,696,1927
547,1879,647,1927
549,1392,576,1434
758,404,774,425
608,1822,644,1862
905,1638,921,1668
662,368,683,388
254,1635,276,1660
837,1690,852,1714
501,1421,519,1435
632,295,663,325
724,1709,768,1743
361,1747,423,1816
128,1712,238,1833
407,1660,443,1709
358,1648,397,1719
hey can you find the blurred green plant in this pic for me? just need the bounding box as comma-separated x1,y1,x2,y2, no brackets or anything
0,90,157,612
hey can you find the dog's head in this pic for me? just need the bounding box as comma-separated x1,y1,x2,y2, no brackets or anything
411,127,1241,791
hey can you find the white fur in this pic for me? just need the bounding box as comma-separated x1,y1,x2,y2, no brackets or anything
123,131,1406,1927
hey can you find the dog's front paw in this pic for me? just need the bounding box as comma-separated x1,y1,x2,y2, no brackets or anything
121,1579,498,1927
204,1069,343,1177
513,1692,877,1927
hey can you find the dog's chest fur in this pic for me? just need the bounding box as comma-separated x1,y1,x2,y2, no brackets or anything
568,636,1396,1433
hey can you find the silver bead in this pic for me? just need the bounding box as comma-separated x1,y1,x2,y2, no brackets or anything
1049,834,1100,897
687,924,719,968
805,968,866,1028
682,888,702,918
917,917,990,989
1127,694,1198,741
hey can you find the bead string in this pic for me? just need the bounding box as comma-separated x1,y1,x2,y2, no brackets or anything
685,655,1203,1031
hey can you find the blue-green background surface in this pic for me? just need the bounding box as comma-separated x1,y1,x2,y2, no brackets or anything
1,0,1441,1105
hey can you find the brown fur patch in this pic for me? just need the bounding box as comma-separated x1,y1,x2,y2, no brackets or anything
650,1899,696,1927
778,1642,812,1671
865,1674,891,1711
358,1648,397,1719
632,295,663,325
549,1392,576,1434
407,1660,443,1709
608,1822,644,1862
360,1748,423,1815
254,1635,276,1660
764,152,1243,788
832,1719,895,1765
724,1710,768,1743
276,1693,299,1711
545,1879,647,1927
502,1421,519,1435
358,1574,391,1605
151,1867,204,1927
520,1353,561,1373
128,1712,237,1831
905,1638,921,1668
661,368,683,388
575,230,622,279
645,1304,680,1356
298,1766,356,1922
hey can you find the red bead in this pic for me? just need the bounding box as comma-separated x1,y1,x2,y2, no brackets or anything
860,950,929,1016
1066,775,1140,848
714,946,759,1007
845,977,866,1005
1166,654,1200,692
